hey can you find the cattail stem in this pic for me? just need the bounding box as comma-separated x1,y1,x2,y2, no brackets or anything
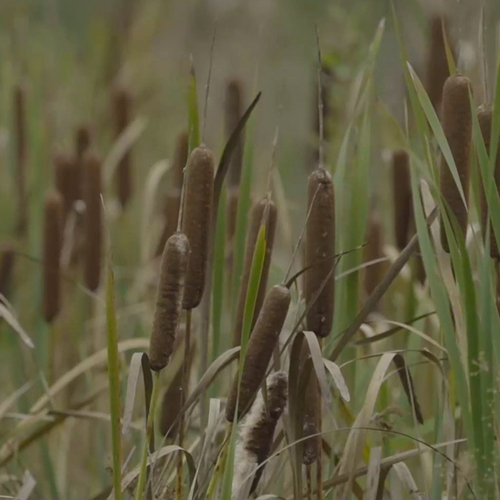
176,309,191,500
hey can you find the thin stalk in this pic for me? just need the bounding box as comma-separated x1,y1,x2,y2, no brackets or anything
206,426,232,500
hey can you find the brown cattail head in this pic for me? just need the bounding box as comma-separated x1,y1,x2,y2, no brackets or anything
14,85,28,237
226,284,291,422
181,145,214,310
54,152,75,221
225,78,245,188
83,151,103,291
42,190,63,323
113,87,133,209
392,149,412,250
233,197,278,346
76,126,91,159
304,168,335,337
363,214,385,297
0,242,16,304
425,15,452,115
300,345,321,465
439,74,473,252
237,371,288,495
478,106,500,260
149,232,190,371
70,125,92,204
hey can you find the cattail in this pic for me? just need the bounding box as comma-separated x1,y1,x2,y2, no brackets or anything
71,126,91,203
478,106,500,260
14,85,28,237
54,152,75,221
226,284,291,422
392,149,412,250
113,87,133,209
364,214,384,297
156,131,189,256
232,371,288,497
149,232,190,371
181,145,214,310
83,151,102,291
301,345,320,465
304,168,335,337
0,242,16,303
225,78,245,188
42,191,63,323
233,197,278,346
439,75,472,252
425,15,452,115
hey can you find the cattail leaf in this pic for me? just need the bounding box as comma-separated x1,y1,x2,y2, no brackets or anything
365,447,382,500
0,303,34,348
441,19,456,76
322,358,350,402
392,463,421,498
187,65,200,153
392,354,423,425
0,381,34,422
17,470,36,500
302,331,331,404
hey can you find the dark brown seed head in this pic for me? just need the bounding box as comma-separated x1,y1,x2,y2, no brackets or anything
226,284,291,422
392,149,412,250
244,371,288,494
225,78,245,188
54,152,75,220
42,190,63,323
304,168,335,337
76,126,91,159
113,87,133,208
71,126,91,204
425,15,451,115
300,345,320,465
439,74,473,252
14,85,28,236
364,215,384,297
0,242,16,303
83,151,103,291
478,106,500,260
181,145,214,310
233,197,278,346
149,232,190,371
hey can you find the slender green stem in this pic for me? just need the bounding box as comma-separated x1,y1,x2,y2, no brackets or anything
206,426,232,500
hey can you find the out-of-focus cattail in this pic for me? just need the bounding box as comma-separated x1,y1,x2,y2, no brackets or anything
392,149,412,250
181,145,214,310
304,168,335,337
71,126,91,204
439,75,472,252
364,214,384,297
14,85,28,237
156,131,189,257
478,106,500,260
232,371,288,497
0,242,16,304
233,197,278,346
300,346,320,465
83,151,102,291
42,191,63,323
149,232,190,371
226,284,291,422
54,152,75,222
113,87,133,209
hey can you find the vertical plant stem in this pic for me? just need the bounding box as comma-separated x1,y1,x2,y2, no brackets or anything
176,309,191,500
206,426,231,500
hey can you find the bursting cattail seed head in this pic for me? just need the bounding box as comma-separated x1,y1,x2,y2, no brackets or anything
304,168,335,337
439,74,473,252
233,197,278,346
83,151,103,291
149,232,190,371
113,87,133,209
226,284,291,422
181,145,214,310
392,149,412,250
232,371,288,496
42,190,63,323
478,106,500,260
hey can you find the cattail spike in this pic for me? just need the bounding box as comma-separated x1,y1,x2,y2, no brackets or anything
54,152,75,221
181,145,214,310
149,232,190,371
225,78,245,188
0,242,16,304
392,149,412,250
14,85,28,237
364,214,384,297
226,284,291,422
83,151,103,291
42,191,63,323
233,197,278,346
113,87,133,209
304,168,335,337
72,126,91,204
439,74,473,252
